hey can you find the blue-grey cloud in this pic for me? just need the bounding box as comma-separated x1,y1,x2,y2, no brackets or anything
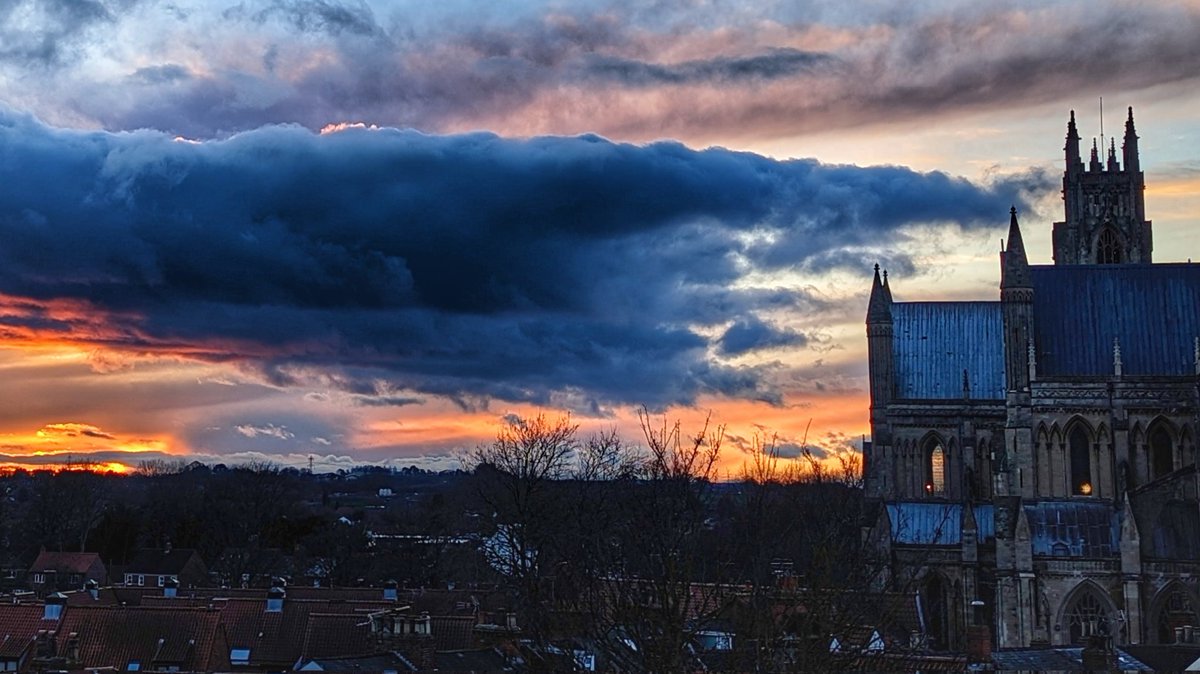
2,1,1195,143
0,109,1045,410
718,316,809,356
580,48,834,86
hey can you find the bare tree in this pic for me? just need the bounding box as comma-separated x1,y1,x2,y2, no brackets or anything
468,413,580,664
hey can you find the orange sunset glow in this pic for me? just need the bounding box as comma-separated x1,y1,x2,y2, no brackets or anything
0,0,1195,478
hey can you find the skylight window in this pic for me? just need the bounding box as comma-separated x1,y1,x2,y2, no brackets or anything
231,649,251,665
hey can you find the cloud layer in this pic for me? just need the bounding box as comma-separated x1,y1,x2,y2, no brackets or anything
0,109,1043,412
2,1,1197,143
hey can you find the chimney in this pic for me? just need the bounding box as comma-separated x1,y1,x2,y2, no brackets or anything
1185,625,1195,643
43,592,66,621
164,576,178,598
384,579,398,602
35,629,56,658
85,579,99,601
266,586,285,613
65,631,81,663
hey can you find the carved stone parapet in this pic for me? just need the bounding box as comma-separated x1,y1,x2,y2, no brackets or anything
1001,287,1034,302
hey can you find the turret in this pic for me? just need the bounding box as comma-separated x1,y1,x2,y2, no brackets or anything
1106,139,1119,172
1122,106,1140,174
866,264,895,497
1089,139,1102,172
1001,208,1034,393
1064,110,1081,173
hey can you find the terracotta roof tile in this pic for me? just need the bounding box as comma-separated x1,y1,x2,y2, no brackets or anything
29,551,102,575
54,604,224,672
219,597,394,668
0,604,58,659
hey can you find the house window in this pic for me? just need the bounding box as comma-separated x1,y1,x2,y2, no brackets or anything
1150,427,1174,479
1097,228,1122,264
1069,426,1092,495
230,648,251,665
127,661,141,671
32,573,44,584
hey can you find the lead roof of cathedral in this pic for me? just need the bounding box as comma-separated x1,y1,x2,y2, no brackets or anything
885,503,995,545
1025,501,1120,558
1148,500,1200,560
891,302,1005,400
1031,263,1200,377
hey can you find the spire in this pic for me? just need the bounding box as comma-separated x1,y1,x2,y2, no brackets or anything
1107,138,1118,171
1001,207,1031,289
1089,138,1102,171
867,263,892,323
882,268,893,304
1122,105,1140,173
1113,337,1123,377
1065,109,1081,171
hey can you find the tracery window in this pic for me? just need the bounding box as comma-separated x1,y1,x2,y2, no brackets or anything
929,445,945,495
1067,590,1110,644
1069,426,1092,495
1156,587,1198,644
1150,426,1174,479
1097,228,1122,264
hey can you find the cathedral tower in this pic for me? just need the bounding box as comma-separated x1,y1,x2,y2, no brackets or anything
1052,108,1151,264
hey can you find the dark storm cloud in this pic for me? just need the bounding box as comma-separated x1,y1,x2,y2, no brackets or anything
0,109,1044,409
581,49,834,86
718,316,809,356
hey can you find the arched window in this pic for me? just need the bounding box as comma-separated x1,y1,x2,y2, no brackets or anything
1155,587,1199,644
1069,426,1092,495
1066,587,1111,644
929,445,946,495
1150,426,1174,479
1097,228,1122,264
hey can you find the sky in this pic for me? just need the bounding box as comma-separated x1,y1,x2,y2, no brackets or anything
0,0,1198,475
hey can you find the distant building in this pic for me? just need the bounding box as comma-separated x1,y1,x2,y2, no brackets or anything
123,545,208,589
27,550,106,594
864,108,1200,649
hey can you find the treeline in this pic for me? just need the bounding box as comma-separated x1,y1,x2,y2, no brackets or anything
465,412,877,672
0,459,482,587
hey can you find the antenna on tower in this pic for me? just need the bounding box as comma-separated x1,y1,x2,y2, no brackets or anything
1099,96,1104,155
308,455,314,474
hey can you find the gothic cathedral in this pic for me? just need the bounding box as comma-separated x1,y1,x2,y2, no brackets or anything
863,108,1200,650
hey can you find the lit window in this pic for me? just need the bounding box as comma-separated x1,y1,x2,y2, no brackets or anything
231,648,251,665
930,445,946,494
128,661,141,671
1070,427,1092,495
